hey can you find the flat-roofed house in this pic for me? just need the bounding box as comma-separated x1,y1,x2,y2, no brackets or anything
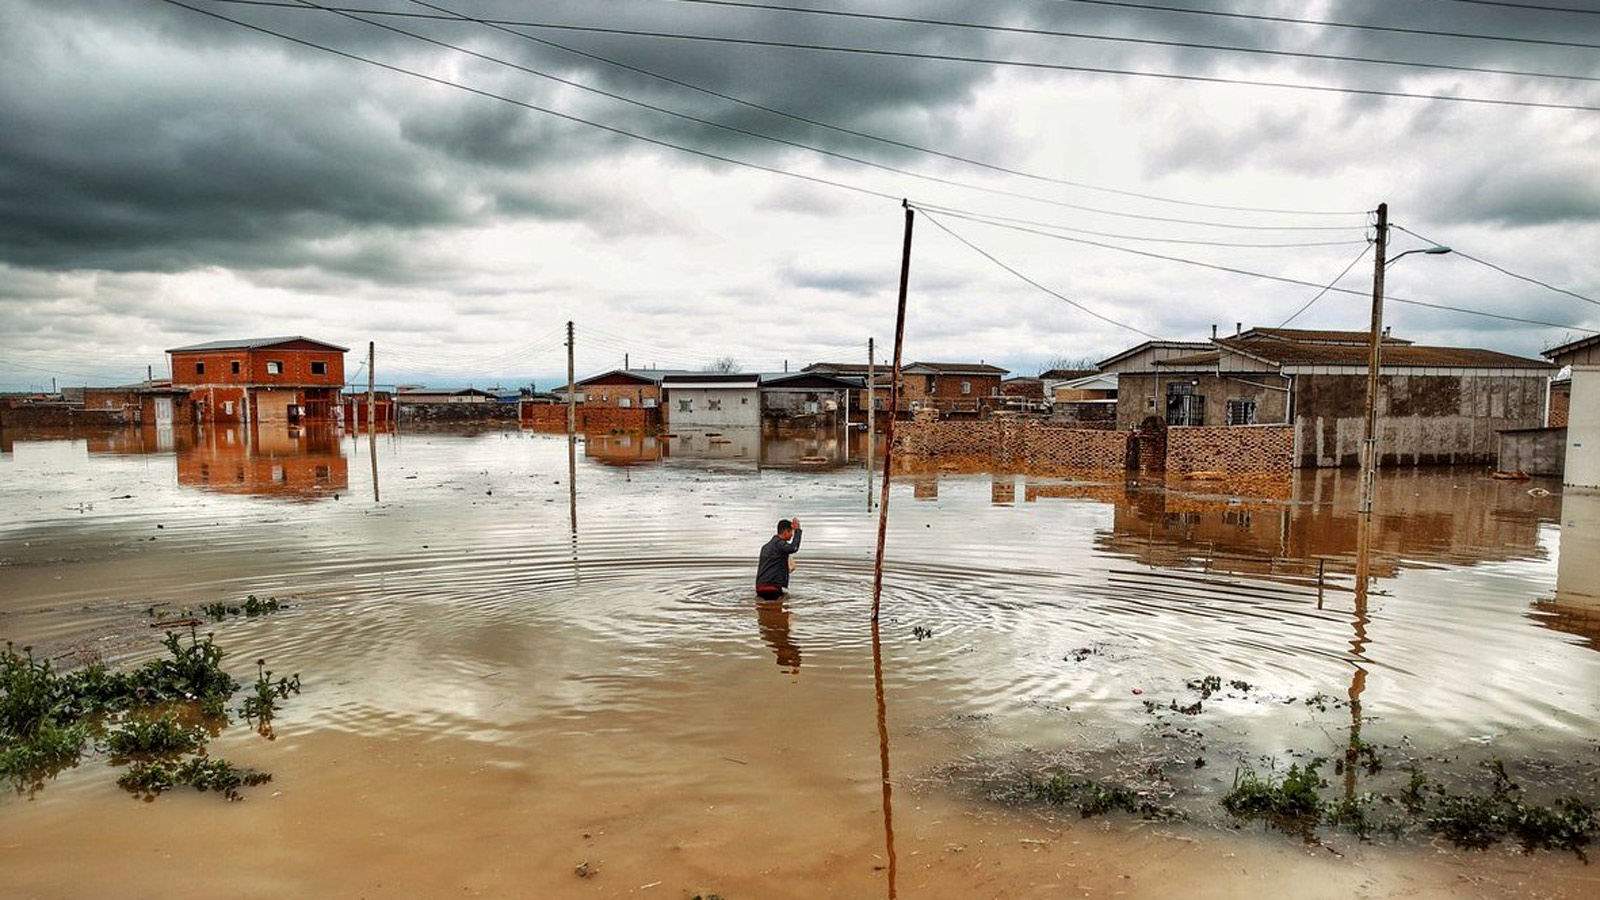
168,336,347,424
900,362,1009,415
661,372,761,429
1545,335,1600,489
759,372,858,426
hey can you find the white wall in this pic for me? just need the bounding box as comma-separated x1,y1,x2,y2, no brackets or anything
1567,366,1600,490
667,387,760,429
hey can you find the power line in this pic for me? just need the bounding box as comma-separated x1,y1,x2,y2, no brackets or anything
215,0,1365,216
204,1,1600,112
1392,224,1600,308
153,0,906,208
909,202,1368,247
643,0,1600,83
1421,0,1600,15
274,0,1362,232
918,210,1162,339
913,203,1598,332
1278,244,1374,327
1049,0,1600,51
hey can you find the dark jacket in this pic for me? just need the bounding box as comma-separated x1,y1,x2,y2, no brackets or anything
755,529,802,588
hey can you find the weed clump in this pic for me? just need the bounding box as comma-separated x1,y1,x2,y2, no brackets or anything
1223,760,1327,825
1008,771,1176,820
117,756,271,801
105,714,206,758
239,660,301,734
201,595,284,622
1,631,296,799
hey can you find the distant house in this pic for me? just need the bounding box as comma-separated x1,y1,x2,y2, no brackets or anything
395,387,495,405
567,368,691,409
82,380,194,427
1051,372,1118,428
661,373,761,429
759,372,857,426
168,336,347,424
900,362,1009,415
1102,327,1555,468
1039,367,1097,399
800,362,889,419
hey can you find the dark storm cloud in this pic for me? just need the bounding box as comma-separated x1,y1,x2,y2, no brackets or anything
779,263,887,296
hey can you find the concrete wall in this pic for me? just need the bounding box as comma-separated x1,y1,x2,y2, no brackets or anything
1293,372,1548,468
1497,428,1565,477
1567,368,1600,490
666,387,760,429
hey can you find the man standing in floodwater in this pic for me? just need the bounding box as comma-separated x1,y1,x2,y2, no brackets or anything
755,518,802,601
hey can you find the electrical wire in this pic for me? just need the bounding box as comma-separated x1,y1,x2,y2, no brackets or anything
917,210,1162,339
1277,244,1374,327
214,0,1369,216
1419,0,1600,15
1048,0,1600,50
203,1,1600,112
642,0,1600,83
1392,224,1600,307
912,203,1599,332
156,0,906,207
908,202,1368,246
277,0,1361,232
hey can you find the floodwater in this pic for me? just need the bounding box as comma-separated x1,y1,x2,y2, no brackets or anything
2,422,1599,898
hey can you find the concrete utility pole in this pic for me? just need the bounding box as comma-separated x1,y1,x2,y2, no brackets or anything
566,321,576,435
1358,203,1388,516
871,204,914,624
566,321,578,537
366,341,376,435
867,337,876,508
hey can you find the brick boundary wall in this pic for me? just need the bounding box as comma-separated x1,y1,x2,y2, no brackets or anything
894,415,1135,473
399,403,519,423
0,406,129,428
520,403,658,431
1165,425,1294,476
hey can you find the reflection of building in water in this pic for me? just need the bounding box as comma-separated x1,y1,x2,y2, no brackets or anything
583,431,664,466
176,425,348,499
663,428,760,468
991,474,1015,505
910,473,939,501
84,425,190,456
759,428,863,470
1535,491,1600,649
1075,467,1556,578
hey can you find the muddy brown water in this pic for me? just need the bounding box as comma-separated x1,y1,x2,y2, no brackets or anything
2,423,1599,897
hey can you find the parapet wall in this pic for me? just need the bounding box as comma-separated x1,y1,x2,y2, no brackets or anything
1165,425,1294,476
895,415,1135,473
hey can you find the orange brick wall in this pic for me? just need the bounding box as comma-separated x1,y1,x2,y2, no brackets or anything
521,403,659,431
894,415,1135,473
1165,425,1294,476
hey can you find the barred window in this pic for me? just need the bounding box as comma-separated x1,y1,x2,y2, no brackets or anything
1226,399,1257,426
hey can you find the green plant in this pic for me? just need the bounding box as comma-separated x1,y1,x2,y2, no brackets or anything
1223,760,1326,823
118,756,271,801
238,660,301,731
105,714,205,757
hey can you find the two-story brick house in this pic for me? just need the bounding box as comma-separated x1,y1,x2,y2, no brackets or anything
167,336,347,424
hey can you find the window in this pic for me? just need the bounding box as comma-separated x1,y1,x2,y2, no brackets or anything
679,399,692,412
195,362,206,375
618,397,631,408
1166,382,1204,426
223,401,234,415
707,399,723,411
310,361,327,375
1226,399,1258,426
266,361,283,375
961,380,972,395
230,361,240,375
643,398,658,408
741,397,748,405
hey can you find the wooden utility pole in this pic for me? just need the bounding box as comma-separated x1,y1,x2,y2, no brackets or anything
366,341,376,435
867,337,876,507
566,321,576,434
566,321,578,534
1358,203,1388,516
871,204,914,624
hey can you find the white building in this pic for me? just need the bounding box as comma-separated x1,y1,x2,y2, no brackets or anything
1546,334,1600,491
661,373,761,429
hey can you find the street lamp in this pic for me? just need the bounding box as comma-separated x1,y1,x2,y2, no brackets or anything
1359,205,1451,516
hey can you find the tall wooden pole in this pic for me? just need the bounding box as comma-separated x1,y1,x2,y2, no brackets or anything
366,341,376,434
871,205,913,624
866,336,876,508
1359,203,1388,516
566,320,577,535
566,321,576,435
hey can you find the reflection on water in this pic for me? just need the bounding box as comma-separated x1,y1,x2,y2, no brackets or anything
1,425,1597,895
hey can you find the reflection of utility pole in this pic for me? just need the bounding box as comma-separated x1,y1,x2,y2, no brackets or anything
368,341,378,503
566,321,577,539
872,204,914,623
867,336,875,509
1345,513,1372,800
1358,203,1388,516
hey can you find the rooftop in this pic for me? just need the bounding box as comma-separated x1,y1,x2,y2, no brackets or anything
1233,327,1412,346
166,336,349,353
1160,339,1556,370
901,361,1010,375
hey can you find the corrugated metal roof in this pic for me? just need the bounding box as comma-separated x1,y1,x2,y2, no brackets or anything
901,361,1010,375
1236,327,1412,346
1215,339,1553,369
1095,340,1211,369
166,336,349,353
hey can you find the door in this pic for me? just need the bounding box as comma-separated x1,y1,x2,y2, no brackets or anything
154,396,173,426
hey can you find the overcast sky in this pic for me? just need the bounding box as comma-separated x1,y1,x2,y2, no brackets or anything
2,0,1597,391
